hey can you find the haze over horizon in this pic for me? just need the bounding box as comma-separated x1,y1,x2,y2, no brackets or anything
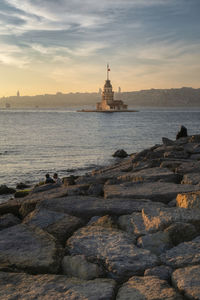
0,0,200,97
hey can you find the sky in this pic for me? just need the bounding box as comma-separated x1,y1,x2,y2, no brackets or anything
0,0,200,96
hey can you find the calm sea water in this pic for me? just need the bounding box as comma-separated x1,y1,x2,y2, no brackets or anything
0,108,200,199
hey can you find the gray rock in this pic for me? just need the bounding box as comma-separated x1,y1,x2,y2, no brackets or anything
0,224,63,273
0,272,116,300
0,213,20,230
190,153,200,160
164,151,189,159
117,167,180,184
19,186,69,217
88,215,118,229
118,212,147,237
175,160,200,175
137,231,172,255
160,236,200,268
23,208,83,244
172,265,200,300
176,126,188,140
62,255,103,280
0,185,16,195
168,198,177,207
189,135,200,143
176,191,200,209
113,149,128,158
104,182,199,203
87,183,104,196
165,222,198,246
116,275,183,300
0,199,21,217
183,142,200,154
66,184,89,196
144,265,173,282
142,207,200,233
181,173,200,185
37,196,166,219
67,225,158,281
160,160,183,172
162,137,174,146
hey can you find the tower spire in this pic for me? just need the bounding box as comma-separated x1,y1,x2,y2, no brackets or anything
107,63,110,80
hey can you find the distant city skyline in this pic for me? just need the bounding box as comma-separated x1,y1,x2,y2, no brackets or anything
0,0,200,97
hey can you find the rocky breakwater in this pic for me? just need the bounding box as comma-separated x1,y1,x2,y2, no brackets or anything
1,134,200,299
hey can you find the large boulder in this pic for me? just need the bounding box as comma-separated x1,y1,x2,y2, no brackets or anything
23,208,83,244
112,149,128,158
0,224,63,273
19,186,69,217
176,190,200,209
176,125,188,140
0,213,20,230
62,255,103,280
164,222,198,246
137,231,172,255
0,272,116,300
160,236,200,268
66,225,158,281
116,276,183,300
144,265,173,282
142,207,200,233
172,265,200,300
88,215,118,229
104,182,199,203
118,212,147,238
36,196,166,219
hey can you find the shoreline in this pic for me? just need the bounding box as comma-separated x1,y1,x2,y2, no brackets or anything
0,133,200,298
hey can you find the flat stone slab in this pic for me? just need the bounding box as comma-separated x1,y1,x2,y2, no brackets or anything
23,208,83,244
176,191,200,209
142,207,200,233
117,167,180,183
116,275,183,300
0,272,116,300
67,225,158,281
160,236,200,268
172,265,200,300
36,196,166,219
0,224,63,273
104,182,199,203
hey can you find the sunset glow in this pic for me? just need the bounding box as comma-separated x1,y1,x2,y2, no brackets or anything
0,0,200,97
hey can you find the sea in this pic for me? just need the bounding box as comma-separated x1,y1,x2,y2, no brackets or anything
0,107,200,202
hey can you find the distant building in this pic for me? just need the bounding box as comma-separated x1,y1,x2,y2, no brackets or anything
96,65,128,111
118,87,121,93
98,88,102,94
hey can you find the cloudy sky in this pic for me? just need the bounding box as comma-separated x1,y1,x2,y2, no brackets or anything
0,0,200,96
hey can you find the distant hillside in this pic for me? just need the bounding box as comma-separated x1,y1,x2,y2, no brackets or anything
0,87,200,108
